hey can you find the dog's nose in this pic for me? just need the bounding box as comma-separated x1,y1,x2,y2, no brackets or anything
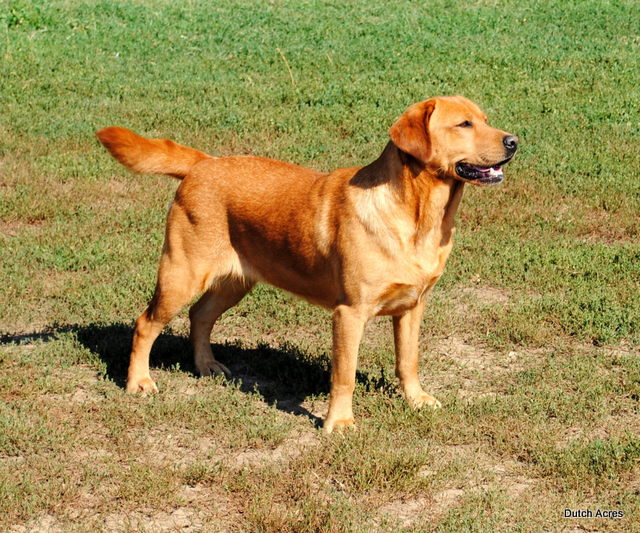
503,135,519,153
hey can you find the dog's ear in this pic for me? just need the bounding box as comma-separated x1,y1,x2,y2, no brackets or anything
388,100,436,165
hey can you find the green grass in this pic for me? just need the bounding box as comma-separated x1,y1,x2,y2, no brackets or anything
1,0,639,531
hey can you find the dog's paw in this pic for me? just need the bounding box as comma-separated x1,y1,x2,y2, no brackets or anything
196,359,231,379
407,392,442,410
126,376,158,394
322,417,356,435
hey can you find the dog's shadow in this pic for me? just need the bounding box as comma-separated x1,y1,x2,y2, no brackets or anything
2,323,396,426
67,323,395,427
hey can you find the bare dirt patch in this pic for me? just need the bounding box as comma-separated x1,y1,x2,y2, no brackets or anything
231,429,320,468
424,330,548,401
578,208,637,245
558,414,640,447
132,423,320,470
131,427,219,467
102,507,205,533
0,218,48,237
70,483,240,533
378,444,537,527
93,177,152,210
430,335,492,371
8,515,63,533
459,286,511,305
427,335,510,400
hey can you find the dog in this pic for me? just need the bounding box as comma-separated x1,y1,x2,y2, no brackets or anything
97,95,518,433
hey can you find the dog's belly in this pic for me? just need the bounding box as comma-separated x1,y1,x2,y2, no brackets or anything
230,226,340,308
251,259,339,308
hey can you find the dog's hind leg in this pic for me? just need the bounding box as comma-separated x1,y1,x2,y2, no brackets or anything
189,277,254,378
126,248,213,393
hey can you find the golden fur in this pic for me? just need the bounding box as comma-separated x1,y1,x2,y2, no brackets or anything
97,95,517,433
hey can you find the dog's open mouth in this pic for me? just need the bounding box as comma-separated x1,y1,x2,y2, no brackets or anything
455,158,512,185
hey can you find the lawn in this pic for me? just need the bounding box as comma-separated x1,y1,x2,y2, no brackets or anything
1,0,639,531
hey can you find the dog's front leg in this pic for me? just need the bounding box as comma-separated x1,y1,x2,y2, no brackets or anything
393,301,441,410
323,305,367,434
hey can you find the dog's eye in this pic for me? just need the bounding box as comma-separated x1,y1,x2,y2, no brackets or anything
457,120,473,128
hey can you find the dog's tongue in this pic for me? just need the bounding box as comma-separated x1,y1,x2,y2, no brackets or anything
473,165,502,176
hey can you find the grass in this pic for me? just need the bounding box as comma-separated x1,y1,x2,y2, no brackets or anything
1,0,639,531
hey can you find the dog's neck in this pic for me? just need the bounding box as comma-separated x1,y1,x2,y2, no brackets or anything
354,142,465,246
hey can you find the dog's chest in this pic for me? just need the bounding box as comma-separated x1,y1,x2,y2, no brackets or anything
374,239,454,315
375,282,423,315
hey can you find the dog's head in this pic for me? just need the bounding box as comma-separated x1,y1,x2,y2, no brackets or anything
389,95,518,186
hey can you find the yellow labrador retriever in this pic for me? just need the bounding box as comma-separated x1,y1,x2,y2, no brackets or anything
97,95,517,433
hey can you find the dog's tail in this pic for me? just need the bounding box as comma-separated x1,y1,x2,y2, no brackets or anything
96,127,211,179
